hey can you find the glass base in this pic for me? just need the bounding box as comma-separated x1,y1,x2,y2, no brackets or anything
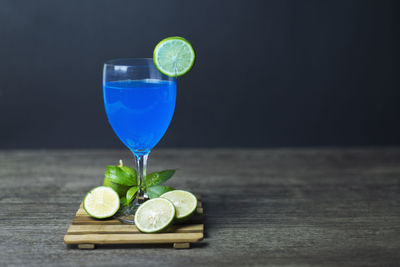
114,196,148,224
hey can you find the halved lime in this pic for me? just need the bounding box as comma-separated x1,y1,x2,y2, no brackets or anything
153,36,195,77
83,186,120,219
160,190,197,221
134,198,176,233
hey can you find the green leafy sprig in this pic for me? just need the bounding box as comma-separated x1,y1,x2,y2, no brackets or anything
103,160,175,206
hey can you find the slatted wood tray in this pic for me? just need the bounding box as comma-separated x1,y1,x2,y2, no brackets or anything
64,195,203,249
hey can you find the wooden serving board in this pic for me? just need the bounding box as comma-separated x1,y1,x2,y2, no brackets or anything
64,195,204,249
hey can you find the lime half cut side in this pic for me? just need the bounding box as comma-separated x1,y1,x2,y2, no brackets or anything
83,186,120,219
160,190,197,221
134,198,176,233
153,36,195,77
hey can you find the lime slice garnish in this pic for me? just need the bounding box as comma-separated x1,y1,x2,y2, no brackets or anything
153,36,195,77
134,198,176,233
160,190,197,221
83,186,120,219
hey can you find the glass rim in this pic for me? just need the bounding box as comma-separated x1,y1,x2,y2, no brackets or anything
104,58,153,67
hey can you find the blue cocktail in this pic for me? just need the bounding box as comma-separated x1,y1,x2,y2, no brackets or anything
104,80,176,154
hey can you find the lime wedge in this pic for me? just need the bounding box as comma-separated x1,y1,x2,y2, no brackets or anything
153,36,195,77
134,198,176,233
160,190,197,221
83,186,120,219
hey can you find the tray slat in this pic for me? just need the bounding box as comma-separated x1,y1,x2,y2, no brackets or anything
72,213,203,225
65,233,203,244
67,224,203,234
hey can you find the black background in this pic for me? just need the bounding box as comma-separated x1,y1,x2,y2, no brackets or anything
0,0,399,149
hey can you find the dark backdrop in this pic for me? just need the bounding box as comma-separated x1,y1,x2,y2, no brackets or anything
0,0,399,149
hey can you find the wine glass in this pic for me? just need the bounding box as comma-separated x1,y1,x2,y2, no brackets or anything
103,58,176,223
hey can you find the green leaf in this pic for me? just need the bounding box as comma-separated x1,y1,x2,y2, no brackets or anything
120,197,128,207
105,165,137,186
146,185,174,199
145,169,176,187
103,177,131,198
126,186,138,205
120,166,137,180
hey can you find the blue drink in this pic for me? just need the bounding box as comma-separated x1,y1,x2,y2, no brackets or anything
103,79,176,154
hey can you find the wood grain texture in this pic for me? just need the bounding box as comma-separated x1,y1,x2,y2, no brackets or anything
1,148,400,266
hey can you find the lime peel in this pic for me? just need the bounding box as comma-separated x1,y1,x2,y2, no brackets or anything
134,198,176,233
83,186,120,219
153,36,195,77
161,190,197,221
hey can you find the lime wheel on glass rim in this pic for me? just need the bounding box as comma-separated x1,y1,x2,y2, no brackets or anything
153,36,195,77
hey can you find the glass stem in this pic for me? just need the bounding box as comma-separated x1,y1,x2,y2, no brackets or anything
134,153,148,204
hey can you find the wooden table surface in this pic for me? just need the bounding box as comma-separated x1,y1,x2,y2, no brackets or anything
0,148,399,266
